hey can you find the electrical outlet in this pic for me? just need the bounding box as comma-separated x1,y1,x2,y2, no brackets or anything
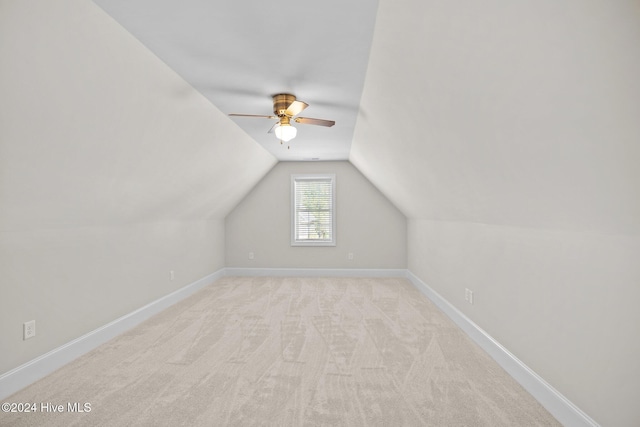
347,252,354,260
248,252,254,260
170,270,175,281
465,288,474,304
24,320,36,340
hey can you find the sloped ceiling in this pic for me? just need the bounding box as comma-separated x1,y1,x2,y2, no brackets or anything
351,0,640,233
92,0,379,161
3,0,638,233
0,0,277,230
89,0,640,233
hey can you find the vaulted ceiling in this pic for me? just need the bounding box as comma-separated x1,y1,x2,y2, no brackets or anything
1,0,277,228
91,0,640,233
93,0,379,161
2,0,639,232
351,0,640,232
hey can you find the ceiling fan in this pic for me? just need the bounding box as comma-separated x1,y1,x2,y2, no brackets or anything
229,94,335,148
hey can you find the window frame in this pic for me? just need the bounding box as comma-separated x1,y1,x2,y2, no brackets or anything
291,174,336,247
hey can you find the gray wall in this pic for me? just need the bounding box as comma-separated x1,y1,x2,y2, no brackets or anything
407,220,640,425
0,221,225,375
351,1,640,425
226,161,407,269
0,1,275,375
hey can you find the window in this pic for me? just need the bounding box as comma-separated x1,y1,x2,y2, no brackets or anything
291,174,336,246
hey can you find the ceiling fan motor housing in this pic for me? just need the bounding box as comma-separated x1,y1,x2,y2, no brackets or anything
273,93,297,116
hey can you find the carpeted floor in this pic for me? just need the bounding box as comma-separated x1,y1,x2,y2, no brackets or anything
2,276,560,426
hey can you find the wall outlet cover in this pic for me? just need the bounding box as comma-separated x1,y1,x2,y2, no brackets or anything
24,320,36,340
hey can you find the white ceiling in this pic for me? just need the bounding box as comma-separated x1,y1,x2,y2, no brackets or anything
93,0,379,161
1,0,279,228
349,0,640,232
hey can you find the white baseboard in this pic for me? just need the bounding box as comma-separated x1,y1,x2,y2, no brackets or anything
0,269,225,400
405,271,599,427
224,267,407,277
1,267,598,427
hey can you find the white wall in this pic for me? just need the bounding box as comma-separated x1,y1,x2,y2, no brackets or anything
0,0,275,375
226,161,407,269
351,0,640,425
408,220,640,425
0,221,225,374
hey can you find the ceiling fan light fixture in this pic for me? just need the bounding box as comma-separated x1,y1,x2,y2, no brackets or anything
275,124,297,142
228,93,335,148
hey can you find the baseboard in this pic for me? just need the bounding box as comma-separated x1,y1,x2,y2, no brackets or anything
224,267,407,277
1,267,599,427
0,268,225,400
405,271,599,427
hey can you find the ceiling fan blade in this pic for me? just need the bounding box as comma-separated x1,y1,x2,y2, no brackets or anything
294,117,336,127
267,121,279,134
285,100,309,117
229,113,277,119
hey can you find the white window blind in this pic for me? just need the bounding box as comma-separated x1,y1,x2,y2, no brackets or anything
291,174,336,246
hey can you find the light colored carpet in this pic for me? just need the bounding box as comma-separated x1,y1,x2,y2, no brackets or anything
2,276,560,426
